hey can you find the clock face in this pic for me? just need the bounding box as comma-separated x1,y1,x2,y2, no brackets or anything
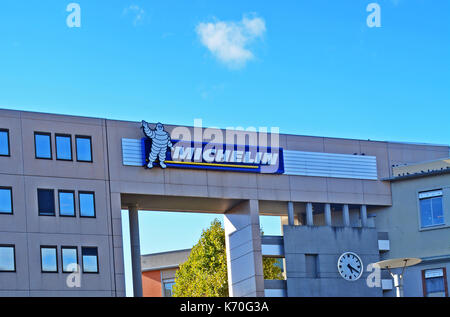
337,252,363,281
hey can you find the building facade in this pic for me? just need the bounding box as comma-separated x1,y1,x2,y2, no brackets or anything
374,158,450,297
0,108,448,297
141,249,190,297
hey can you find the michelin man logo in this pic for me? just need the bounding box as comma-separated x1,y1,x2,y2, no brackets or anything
141,120,173,169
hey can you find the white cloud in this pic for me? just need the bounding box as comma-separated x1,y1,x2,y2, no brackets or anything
196,14,266,68
123,5,145,26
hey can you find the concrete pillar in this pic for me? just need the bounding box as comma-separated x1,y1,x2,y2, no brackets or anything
287,202,295,226
324,203,332,226
342,204,350,227
306,202,313,226
128,205,143,297
360,205,368,227
224,200,264,297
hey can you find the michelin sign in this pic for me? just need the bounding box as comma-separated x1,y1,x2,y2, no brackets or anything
139,120,284,174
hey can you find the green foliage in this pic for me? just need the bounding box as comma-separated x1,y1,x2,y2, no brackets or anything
172,219,228,297
172,219,284,297
262,257,284,280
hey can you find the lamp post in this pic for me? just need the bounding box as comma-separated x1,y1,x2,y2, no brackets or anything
374,257,421,297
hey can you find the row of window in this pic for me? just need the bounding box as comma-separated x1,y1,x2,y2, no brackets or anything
0,188,96,218
0,129,93,162
0,245,99,273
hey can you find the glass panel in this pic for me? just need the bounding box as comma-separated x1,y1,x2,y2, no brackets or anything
0,247,15,271
82,247,98,273
59,192,75,216
38,189,55,216
431,197,444,225
426,277,445,295
420,199,432,227
56,135,72,160
164,282,175,297
0,188,12,214
0,130,9,156
62,248,78,272
41,248,57,272
79,193,95,217
35,134,51,159
76,137,92,162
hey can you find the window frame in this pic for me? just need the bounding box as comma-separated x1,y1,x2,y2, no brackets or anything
78,191,96,218
418,189,445,229
0,186,13,215
0,128,11,157
61,246,79,273
40,245,58,273
75,135,93,163
0,244,16,272
422,268,448,297
55,134,73,161
37,188,56,217
81,246,99,274
34,132,53,160
58,190,76,217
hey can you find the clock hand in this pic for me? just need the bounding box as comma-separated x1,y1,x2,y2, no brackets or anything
347,264,360,274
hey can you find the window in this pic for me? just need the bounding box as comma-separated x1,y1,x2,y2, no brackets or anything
0,245,15,272
82,247,98,273
40,246,58,273
55,134,72,161
79,192,95,218
58,190,75,217
0,187,13,214
163,279,175,297
34,132,52,159
76,136,92,162
62,247,78,273
38,189,55,216
0,129,10,156
423,268,448,297
419,190,444,228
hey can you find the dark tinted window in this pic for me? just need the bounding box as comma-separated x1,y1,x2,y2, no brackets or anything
35,133,52,159
76,136,92,162
0,187,13,214
82,247,98,273
0,129,10,156
59,191,75,217
55,135,72,160
38,189,55,216
0,246,15,272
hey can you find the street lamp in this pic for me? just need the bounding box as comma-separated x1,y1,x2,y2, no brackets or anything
373,257,422,297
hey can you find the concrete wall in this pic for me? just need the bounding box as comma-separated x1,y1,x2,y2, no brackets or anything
374,173,450,297
0,109,120,296
283,226,382,297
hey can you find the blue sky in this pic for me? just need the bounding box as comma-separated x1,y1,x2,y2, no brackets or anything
0,0,449,296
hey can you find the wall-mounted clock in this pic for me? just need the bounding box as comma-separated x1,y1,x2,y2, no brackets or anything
337,252,363,281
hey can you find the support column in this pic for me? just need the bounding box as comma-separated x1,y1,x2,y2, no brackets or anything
342,204,350,227
128,205,143,297
360,205,368,227
224,200,264,297
306,202,313,226
324,203,332,226
287,202,295,226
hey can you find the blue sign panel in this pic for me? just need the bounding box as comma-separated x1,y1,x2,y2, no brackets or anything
142,138,284,174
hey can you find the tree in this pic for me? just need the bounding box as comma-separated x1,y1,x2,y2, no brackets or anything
172,219,283,297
